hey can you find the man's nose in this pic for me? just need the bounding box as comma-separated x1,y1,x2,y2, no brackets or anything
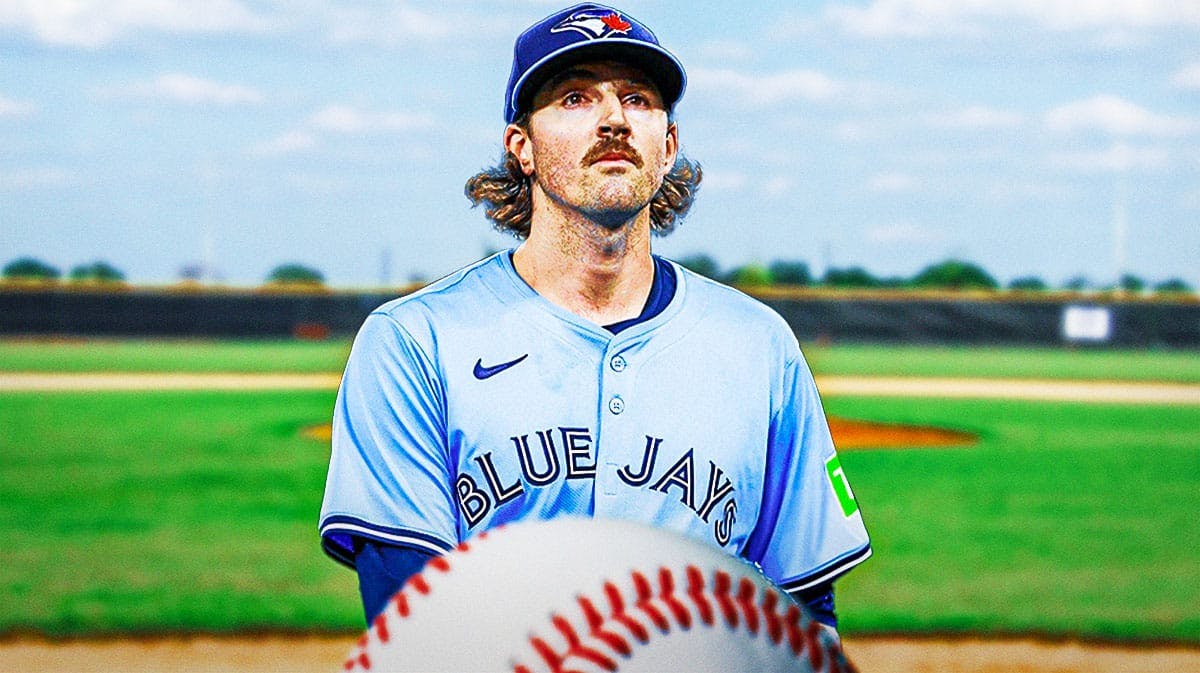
596,93,631,138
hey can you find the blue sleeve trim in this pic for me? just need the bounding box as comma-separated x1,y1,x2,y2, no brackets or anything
778,543,872,593
357,541,437,624
320,515,456,569
787,582,837,628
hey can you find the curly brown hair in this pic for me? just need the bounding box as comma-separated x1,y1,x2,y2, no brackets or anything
464,122,702,239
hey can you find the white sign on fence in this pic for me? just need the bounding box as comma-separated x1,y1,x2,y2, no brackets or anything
1061,305,1112,342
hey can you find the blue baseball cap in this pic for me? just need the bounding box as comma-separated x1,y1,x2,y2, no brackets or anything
504,3,686,123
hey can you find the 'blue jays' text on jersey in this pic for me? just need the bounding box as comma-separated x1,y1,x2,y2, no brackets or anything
319,251,871,593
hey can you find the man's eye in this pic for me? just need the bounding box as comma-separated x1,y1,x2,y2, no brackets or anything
624,93,649,106
562,92,585,106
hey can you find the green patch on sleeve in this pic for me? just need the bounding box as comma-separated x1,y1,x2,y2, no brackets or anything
825,454,859,517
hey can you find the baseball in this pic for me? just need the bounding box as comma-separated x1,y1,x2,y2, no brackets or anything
340,517,854,672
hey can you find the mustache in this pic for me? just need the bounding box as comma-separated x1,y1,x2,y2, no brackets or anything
581,137,644,168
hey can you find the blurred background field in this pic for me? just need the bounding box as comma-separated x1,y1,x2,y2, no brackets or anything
4,337,1200,382
1,339,1196,646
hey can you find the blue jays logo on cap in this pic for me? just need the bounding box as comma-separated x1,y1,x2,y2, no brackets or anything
551,9,633,39
503,3,686,123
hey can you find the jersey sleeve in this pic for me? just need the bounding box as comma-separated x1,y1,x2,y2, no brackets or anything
742,348,871,592
319,311,459,568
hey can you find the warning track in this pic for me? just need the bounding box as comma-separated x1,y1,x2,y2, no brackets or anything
1,373,1198,405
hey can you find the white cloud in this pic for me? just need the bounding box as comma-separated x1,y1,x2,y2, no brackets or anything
868,172,919,192
1049,143,1170,172
695,40,754,63
325,3,454,45
689,68,846,107
0,95,36,117
924,106,1023,130
251,131,318,157
250,104,436,157
0,0,270,48
825,0,1200,38
99,74,263,106
308,105,435,134
1173,63,1200,90
1044,96,1197,136
150,74,263,106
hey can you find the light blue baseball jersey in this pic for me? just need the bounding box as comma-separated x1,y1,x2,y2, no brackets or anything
319,251,871,593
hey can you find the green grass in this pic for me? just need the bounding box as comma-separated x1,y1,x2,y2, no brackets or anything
0,390,359,636
827,396,1200,643
2,338,1197,382
0,338,352,374
803,343,1200,383
1,388,1197,642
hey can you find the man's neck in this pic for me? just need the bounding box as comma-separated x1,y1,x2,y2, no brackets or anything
513,201,655,327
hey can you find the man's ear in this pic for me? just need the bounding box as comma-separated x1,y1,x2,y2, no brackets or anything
504,124,535,176
664,123,679,171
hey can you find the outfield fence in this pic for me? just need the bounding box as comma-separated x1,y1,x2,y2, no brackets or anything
1,285,1197,348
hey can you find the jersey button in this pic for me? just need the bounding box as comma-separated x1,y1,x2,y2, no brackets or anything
608,396,625,415
610,355,627,372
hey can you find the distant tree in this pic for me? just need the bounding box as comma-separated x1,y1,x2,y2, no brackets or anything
1154,278,1193,294
267,263,325,285
911,259,998,290
727,263,772,287
68,261,125,283
178,264,204,282
1008,276,1047,291
1063,275,1090,291
768,260,811,286
1118,274,1146,293
676,254,721,280
822,266,879,288
3,257,60,280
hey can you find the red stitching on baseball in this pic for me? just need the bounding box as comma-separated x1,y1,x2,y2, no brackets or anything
806,619,825,670
372,612,390,644
517,567,835,673
393,591,410,618
604,581,650,642
828,639,847,673
579,594,633,656
785,604,805,655
657,567,691,629
630,570,669,633
685,565,714,626
762,589,783,644
736,576,760,635
529,632,562,671
407,573,430,595
553,613,619,671
713,570,738,628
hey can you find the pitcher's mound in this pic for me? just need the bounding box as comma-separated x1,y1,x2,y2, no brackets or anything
827,417,976,449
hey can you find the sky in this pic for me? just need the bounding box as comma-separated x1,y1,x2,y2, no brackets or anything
2,0,1198,289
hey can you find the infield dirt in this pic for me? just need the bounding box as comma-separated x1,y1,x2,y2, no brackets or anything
3,634,1199,673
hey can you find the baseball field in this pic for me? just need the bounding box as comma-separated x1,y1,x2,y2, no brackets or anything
1,338,1198,672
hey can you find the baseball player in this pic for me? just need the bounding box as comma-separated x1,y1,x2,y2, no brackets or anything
319,2,871,638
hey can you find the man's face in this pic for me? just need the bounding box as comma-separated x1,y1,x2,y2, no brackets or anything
508,60,679,228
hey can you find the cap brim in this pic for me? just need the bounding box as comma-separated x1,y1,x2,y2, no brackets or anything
508,39,685,122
